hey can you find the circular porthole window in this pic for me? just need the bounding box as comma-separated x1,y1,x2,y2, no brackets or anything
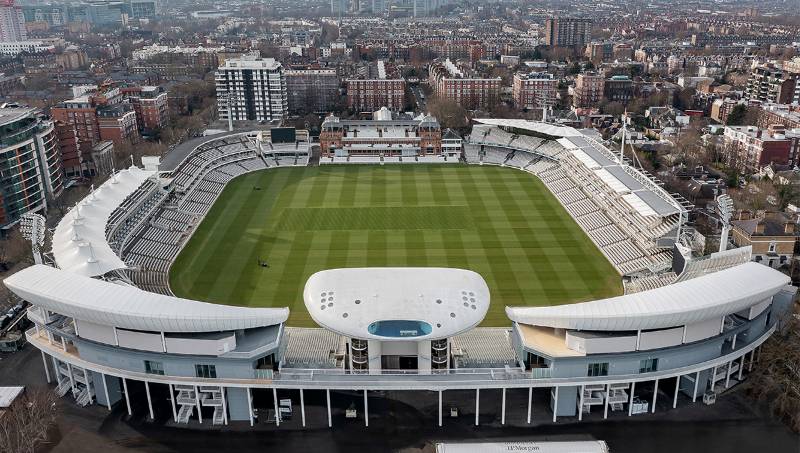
450,312,456,318
342,313,349,318
436,299,443,304
355,299,361,304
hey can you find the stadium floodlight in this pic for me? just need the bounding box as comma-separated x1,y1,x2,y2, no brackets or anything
19,212,46,264
716,194,734,253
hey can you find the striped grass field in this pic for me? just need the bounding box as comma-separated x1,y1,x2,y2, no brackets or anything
169,164,622,326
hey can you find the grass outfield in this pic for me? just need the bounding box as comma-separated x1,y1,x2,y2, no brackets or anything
169,164,622,326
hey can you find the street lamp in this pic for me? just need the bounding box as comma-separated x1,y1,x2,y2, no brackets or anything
716,194,734,253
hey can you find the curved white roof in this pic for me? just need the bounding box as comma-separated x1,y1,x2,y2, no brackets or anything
4,265,288,333
473,119,582,138
303,268,490,341
52,166,155,277
506,262,790,331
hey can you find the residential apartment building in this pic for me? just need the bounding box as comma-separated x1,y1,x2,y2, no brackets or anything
285,69,340,114
512,72,557,110
97,104,139,144
604,75,634,105
572,72,605,109
123,86,170,132
745,64,797,105
722,125,799,173
346,60,405,112
544,17,592,48
0,0,26,42
0,107,63,228
731,211,797,269
429,58,500,110
215,57,288,123
757,104,800,131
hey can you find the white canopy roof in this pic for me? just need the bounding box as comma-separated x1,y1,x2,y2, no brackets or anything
4,265,289,333
506,262,790,331
51,166,155,277
304,268,489,341
473,119,582,138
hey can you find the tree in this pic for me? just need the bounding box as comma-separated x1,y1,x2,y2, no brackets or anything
746,313,800,432
726,104,748,126
426,96,469,130
0,387,59,453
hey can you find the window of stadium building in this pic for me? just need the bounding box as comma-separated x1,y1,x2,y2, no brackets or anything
639,358,659,373
144,360,164,375
587,362,609,377
195,364,217,379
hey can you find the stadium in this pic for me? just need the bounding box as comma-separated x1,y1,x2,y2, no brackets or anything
5,117,796,428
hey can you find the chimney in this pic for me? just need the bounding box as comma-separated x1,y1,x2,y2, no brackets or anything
785,221,795,234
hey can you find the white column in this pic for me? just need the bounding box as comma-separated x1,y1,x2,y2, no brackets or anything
41,351,51,384
635,330,641,350
651,379,659,414
710,365,717,391
673,376,680,409
749,350,755,372
145,381,154,420
51,356,59,383
247,388,254,427
61,336,67,352
738,355,745,381
300,389,306,427
527,387,532,424
273,388,280,427
474,389,480,426
552,387,559,423
725,361,732,388
438,390,442,427
195,385,202,424
501,388,506,425
169,384,177,422
578,385,585,421
122,378,132,416
66,363,76,392
628,382,635,416
603,384,610,419
363,390,368,427
693,371,700,402
102,374,111,411
221,387,228,425
326,389,332,428
83,368,91,398
731,333,737,350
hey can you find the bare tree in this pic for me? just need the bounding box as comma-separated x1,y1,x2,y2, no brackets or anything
746,312,800,432
0,387,59,453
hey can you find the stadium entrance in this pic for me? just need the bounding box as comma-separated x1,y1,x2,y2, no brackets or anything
382,355,418,370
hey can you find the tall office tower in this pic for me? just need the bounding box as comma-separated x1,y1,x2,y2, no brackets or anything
215,56,288,123
0,0,27,42
544,17,592,47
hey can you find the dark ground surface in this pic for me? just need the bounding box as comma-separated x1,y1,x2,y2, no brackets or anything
2,344,799,453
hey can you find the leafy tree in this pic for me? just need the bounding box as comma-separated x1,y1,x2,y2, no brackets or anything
726,104,748,126
426,95,469,130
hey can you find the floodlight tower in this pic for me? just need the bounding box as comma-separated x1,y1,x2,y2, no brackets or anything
717,194,734,253
19,213,46,265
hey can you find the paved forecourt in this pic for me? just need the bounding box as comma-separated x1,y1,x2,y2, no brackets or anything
169,164,622,326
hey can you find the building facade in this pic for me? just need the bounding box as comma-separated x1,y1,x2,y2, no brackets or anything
745,64,797,105
346,60,405,112
0,0,26,42
572,72,605,109
286,69,340,114
544,17,592,48
512,72,557,110
722,125,798,173
429,59,501,110
0,107,63,229
215,57,288,123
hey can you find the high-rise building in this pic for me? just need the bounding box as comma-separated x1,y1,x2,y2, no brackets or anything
0,107,63,228
0,0,27,42
512,72,557,110
572,72,605,109
215,56,288,123
129,0,158,18
544,17,592,48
